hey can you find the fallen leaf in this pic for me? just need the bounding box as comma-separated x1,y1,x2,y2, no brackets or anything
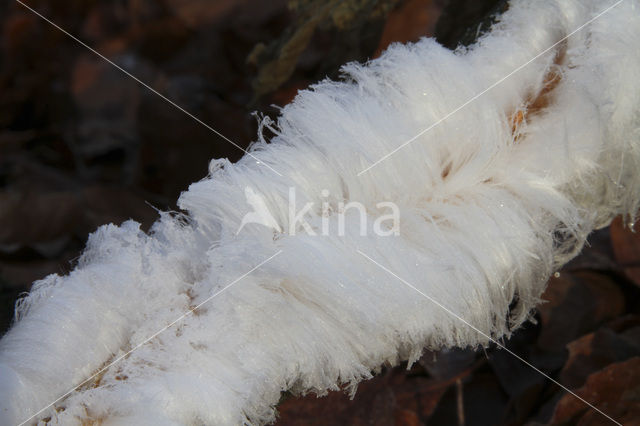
560,321,640,389
537,271,625,354
550,357,640,425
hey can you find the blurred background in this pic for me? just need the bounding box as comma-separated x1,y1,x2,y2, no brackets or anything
1,1,638,424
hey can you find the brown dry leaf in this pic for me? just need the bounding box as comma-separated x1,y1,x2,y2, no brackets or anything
0,186,156,289
276,361,455,425
0,191,81,246
560,318,640,389
419,348,476,380
550,357,640,425
164,0,244,28
393,408,420,426
537,271,625,353
81,186,156,231
374,0,443,57
0,187,155,249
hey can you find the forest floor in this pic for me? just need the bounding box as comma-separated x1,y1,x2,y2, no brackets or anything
1,1,638,424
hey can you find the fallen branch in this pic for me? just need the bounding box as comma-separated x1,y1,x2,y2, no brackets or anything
1,0,639,424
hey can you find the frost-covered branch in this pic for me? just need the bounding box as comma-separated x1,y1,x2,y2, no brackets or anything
1,0,639,424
